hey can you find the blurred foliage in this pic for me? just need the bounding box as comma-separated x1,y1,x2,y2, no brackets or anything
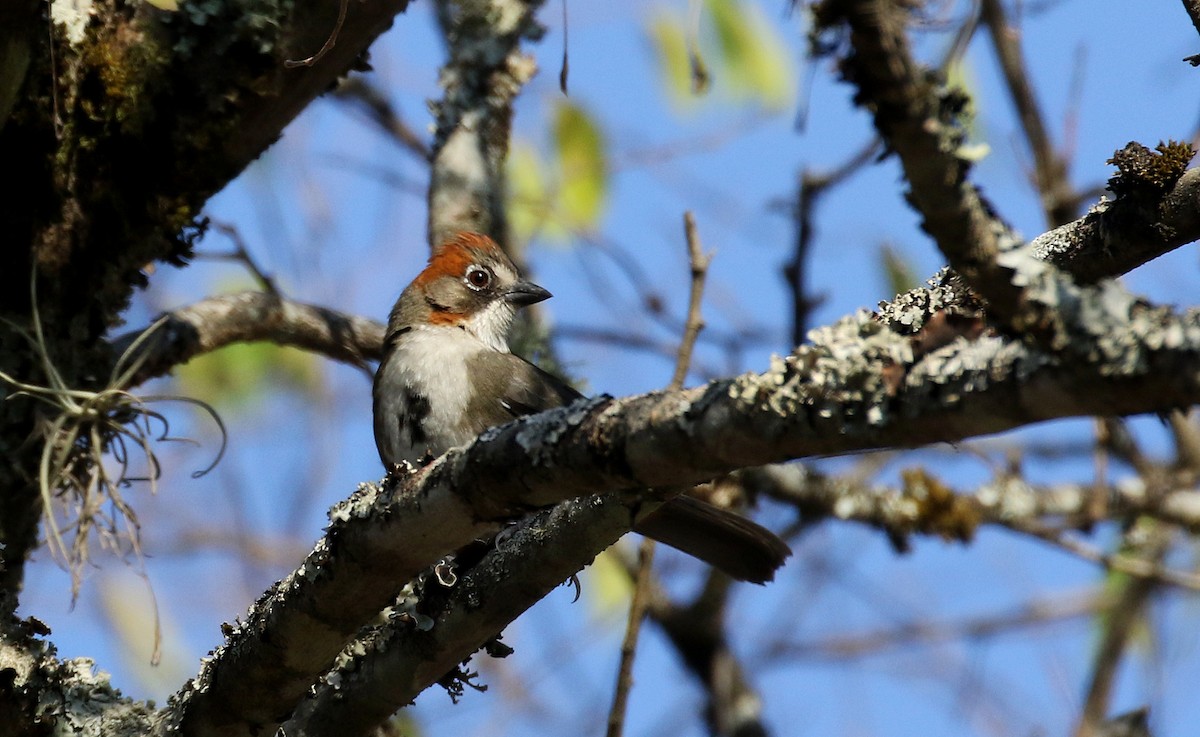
554,102,608,230
509,100,609,243
584,548,635,622
944,58,991,162
880,243,920,297
651,0,795,112
176,342,322,411
99,571,192,700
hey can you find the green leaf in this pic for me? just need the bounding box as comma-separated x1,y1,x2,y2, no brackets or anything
582,547,634,622
176,342,321,410
552,101,608,231
508,142,562,244
706,0,793,110
650,15,702,108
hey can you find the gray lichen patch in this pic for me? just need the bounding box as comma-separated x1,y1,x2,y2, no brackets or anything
728,308,912,433
51,0,94,44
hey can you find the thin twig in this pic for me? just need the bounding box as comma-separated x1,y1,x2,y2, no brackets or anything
605,211,712,737
1013,522,1200,590
1074,524,1169,737
204,221,281,296
332,78,432,162
771,587,1110,660
980,0,1076,226
671,212,710,388
605,537,656,737
784,138,880,344
558,0,569,94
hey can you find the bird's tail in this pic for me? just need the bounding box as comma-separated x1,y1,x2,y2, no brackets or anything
632,495,790,584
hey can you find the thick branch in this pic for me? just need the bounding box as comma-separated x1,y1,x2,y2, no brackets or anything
1031,167,1200,282
111,291,384,388
815,0,1025,320
284,494,642,737
167,272,1200,734
426,0,546,248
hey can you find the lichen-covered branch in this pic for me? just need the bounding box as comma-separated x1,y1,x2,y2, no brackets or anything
747,465,1200,554
1031,162,1200,282
1,0,411,608
165,253,1200,733
110,291,384,388
0,617,155,734
283,494,641,737
813,0,1197,346
813,0,1024,320
426,0,547,248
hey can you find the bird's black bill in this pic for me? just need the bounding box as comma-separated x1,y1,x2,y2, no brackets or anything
504,281,552,306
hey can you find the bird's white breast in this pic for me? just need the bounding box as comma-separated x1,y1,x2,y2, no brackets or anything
377,325,492,463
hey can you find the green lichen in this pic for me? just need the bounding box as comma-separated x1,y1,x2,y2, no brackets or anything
78,21,170,137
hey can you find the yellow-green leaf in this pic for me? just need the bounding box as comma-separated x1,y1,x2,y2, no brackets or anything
144,0,180,11
650,15,702,109
552,101,608,231
706,0,794,110
880,243,920,297
508,142,562,244
582,547,634,622
176,342,321,410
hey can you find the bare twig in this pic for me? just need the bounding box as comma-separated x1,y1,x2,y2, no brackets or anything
558,0,569,94
980,0,1076,226
332,78,432,162
1074,525,1170,737
1005,522,1198,590
204,221,281,296
607,212,711,737
771,587,1109,659
672,212,710,388
605,537,656,737
784,138,881,344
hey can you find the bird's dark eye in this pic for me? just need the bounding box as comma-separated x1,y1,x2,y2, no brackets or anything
465,266,491,290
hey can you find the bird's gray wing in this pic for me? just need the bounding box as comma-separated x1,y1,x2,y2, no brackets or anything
463,351,583,434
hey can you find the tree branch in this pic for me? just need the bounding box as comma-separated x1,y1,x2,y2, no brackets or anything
980,0,1076,227
166,252,1200,733
110,292,384,388
813,0,1025,321
426,0,547,248
814,0,1196,343
1031,167,1200,283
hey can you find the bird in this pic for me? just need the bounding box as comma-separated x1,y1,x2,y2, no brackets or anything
373,231,790,583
